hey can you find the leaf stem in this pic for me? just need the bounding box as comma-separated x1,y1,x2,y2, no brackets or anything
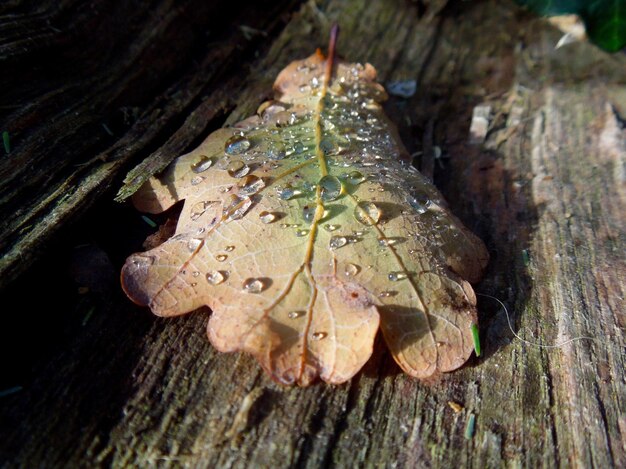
324,23,340,89
315,23,340,178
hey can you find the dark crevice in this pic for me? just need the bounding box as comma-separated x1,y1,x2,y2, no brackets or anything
318,379,362,467
544,358,561,468
592,381,616,466
382,15,416,83
414,13,445,89
293,394,330,468
0,0,305,288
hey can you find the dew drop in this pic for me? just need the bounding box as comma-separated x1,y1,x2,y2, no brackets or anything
225,245,235,252
131,255,155,267
226,160,250,178
238,175,265,195
406,189,432,214
259,211,277,224
320,139,335,155
191,155,214,173
243,278,266,293
378,291,396,298
293,141,305,154
187,238,202,251
191,176,205,185
225,134,251,155
215,156,231,170
192,271,200,277
324,224,340,232
277,185,301,200
330,236,348,249
299,84,312,93
346,170,366,185
215,254,228,262
295,229,309,237
206,270,226,285
312,331,327,340
354,201,381,225
302,205,315,223
190,201,211,221
288,310,304,319
319,175,343,201
388,271,407,281
267,141,287,160
223,194,252,221
378,237,399,247
344,263,360,277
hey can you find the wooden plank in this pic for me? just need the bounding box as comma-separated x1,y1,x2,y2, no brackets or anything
0,0,299,288
0,0,625,467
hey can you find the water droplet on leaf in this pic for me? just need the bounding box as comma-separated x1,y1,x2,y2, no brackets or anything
320,139,335,155
407,189,432,214
191,176,205,185
319,175,343,201
267,141,287,160
190,201,211,220
312,331,327,340
354,201,381,225
294,141,305,154
226,160,250,178
131,255,155,267
388,271,407,281
344,263,360,277
277,185,301,200
346,170,366,185
191,155,214,173
324,224,340,232
302,205,315,223
243,278,266,293
206,270,226,285
187,238,202,251
259,211,277,224
238,175,265,195
288,310,304,319
225,134,251,155
215,254,228,262
378,237,398,247
223,194,252,221
330,236,348,249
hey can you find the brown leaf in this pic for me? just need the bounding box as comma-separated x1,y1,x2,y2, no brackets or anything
121,32,488,386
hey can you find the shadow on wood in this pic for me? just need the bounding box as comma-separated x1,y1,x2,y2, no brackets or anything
0,0,625,467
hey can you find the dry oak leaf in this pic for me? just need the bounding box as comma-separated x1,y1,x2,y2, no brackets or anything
122,46,489,386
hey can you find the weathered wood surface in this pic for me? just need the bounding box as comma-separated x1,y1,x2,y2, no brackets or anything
1,0,625,467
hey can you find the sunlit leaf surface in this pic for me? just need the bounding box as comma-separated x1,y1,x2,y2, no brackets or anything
122,46,488,386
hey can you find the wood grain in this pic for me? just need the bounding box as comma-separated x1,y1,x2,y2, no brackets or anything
0,0,624,467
